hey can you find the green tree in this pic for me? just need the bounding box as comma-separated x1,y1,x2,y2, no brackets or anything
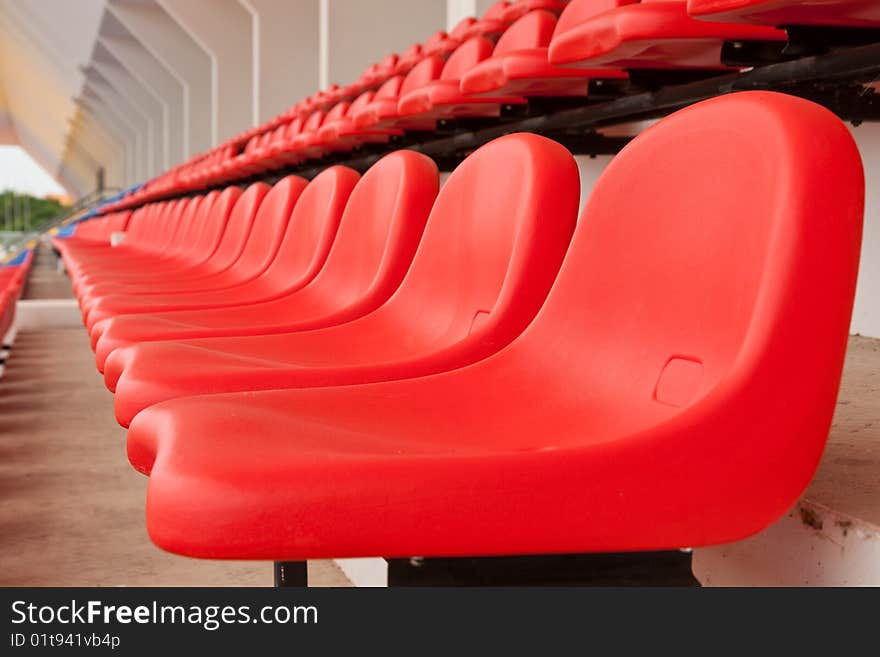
0,190,66,232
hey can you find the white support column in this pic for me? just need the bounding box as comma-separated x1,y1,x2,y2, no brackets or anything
70,116,127,190
78,107,133,189
83,74,153,181
158,0,254,142
55,163,88,200
475,0,498,16
99,31,186,166
446,0,477,31
80,95,139,187
91,47,166,176
238,0,321,122
70,116,121,189
107,0,213,154
63,144,100,189
324,1,446,88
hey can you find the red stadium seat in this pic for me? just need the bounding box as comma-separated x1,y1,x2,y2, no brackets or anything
107,134,580,426
53,212,131,262
72,190,240,297
126,92,863,561
82,178,307,330
503,0,571,23
92,150,439,370
394,43,427,75
397,37,526,124
688,0,880,27
353,57,445,131
67,200,195,288
271,105,345,165
461,9,627,98
314,91,383,152
549,0,786,69
84,170,358,343
72,190,243,299
0,251,33,340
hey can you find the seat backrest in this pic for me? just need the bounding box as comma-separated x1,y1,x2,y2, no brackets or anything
202,183,270,273
504,0,570,23
119,206,151,244
400,55,446,95
106,210,131,233
375,53,399,79
377,75,405,99
188,187,243,263
423,30,453,56
450,17,480,40
554,0,637,36
307,150,439,312
73,216,112,241
687,0,880,27
441,37,495,81
285,118,304,139
162,196,205,257
225,176,309,279
348,91,376,116
242,135,261,156
260,166,361,292
301,110,326,134
518,91,863,436
143,200,183,251
171,191,217,261
324,101,351,123
266,125,288,147
494,8,557,54
382,133,579,359
397,43,424,72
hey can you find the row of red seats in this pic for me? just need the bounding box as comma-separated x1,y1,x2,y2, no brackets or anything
0,251,33,346
102,0,877,212
57,92,864,561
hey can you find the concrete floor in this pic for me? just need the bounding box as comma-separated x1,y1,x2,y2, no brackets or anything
0,244,350,586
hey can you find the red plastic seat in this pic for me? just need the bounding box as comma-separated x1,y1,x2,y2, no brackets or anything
549,0,786,69
69,200,201,304
72,190,241,299
462,9,627,98
92,150,439,370
353,58,445,131
127,92,863,561
269,105,342,165
259,118,305,169
74,193,256,318
53,212,132,263
397,37,527,124
107,134,580,426
67,200,194,288
503,0,571,23
82,178,308,330
71,193,232,298
687,0,880,27
423,30,459,57
87,170,358,346
0,250,33,338
314,91,379,152
394,43,427,75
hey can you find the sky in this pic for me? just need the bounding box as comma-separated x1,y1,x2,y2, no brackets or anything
0,145,66,197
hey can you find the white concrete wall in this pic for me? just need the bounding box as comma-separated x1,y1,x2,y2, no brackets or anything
324,0,446,87
850,124,880,339
240,0,321,122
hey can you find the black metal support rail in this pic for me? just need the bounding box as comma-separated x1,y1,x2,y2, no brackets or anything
112,40,880,208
